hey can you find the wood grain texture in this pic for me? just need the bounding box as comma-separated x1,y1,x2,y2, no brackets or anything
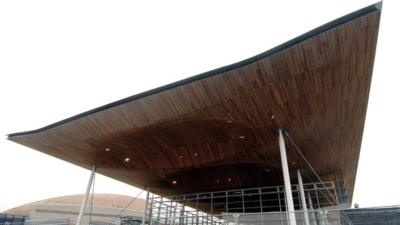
9,8,380,202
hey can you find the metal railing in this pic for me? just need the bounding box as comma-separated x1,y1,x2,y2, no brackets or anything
326,206,400,225
148,207,400,225
224,211,324,225
146,181,341,224
3,206,400,225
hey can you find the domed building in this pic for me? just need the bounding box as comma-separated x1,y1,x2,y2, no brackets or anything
2,194,145,225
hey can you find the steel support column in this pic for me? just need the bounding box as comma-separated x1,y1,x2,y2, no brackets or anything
142,187,150,225
297,169,310,225
278,129,297,225
76,166,96,225
308,193,318,225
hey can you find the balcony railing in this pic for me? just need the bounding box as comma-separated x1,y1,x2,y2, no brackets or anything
3,206,400,225
146,181,343,224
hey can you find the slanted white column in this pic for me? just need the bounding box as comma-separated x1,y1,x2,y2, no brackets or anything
278,129,297,225
308,193,317,225
76,166,96,225
307,193,313,210
297,169,310,225
142,187,150,225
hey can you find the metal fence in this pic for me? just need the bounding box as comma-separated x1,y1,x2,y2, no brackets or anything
326,206,400,225
224,211,325,225
1,219,118,225
3,206,400,225
147,208,400,225
146,181,341,224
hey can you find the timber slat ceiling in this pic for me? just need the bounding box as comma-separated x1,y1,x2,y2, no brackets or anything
8,3,381,202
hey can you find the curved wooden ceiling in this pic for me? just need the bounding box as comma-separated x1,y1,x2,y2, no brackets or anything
8,3,381,201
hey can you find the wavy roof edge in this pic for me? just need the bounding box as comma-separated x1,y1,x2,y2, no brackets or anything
8,2,382,138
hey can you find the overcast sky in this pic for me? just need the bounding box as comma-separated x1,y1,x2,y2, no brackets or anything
1,0,399,212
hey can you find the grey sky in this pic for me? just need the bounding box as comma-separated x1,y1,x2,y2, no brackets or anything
1,0,399,212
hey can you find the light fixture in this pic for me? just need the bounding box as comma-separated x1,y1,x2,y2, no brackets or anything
194,153,198,157
172,180,177,185
265,169,270,172
105,148,110,152
238,135,245,139
179,155,183,159
161,175,166,178
226,120,233,123
228,178,231,182
216,179,220,183
124,157,131,162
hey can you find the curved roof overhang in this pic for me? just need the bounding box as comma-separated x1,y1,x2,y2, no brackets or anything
8,3,381,201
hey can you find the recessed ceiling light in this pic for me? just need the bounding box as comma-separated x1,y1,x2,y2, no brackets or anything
228,178,231,182
161,175,166,178
105,148,110,152
216,179,220,183
226,120,233,123
124,157,131,162
172,180,177,185
194,153,198,157
265,169,271,172
179,155,183,159
292,161,296,165
238,135,245,139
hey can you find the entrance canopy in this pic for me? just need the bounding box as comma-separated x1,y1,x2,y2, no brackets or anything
8,3,381,201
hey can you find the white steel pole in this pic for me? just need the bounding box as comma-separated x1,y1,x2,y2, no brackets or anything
308,193,317,225
278,129,297,225
307,193,313,210
297,169,310,225
76,166,96,225
142,187,150,225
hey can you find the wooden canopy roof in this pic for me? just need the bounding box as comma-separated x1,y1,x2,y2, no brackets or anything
8,3,381,201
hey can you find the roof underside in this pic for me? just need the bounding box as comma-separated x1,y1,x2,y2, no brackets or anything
9,3,381,202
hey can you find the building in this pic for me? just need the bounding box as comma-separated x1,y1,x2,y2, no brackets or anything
7,2,385,225
0,214,26,225
3,194,145,225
